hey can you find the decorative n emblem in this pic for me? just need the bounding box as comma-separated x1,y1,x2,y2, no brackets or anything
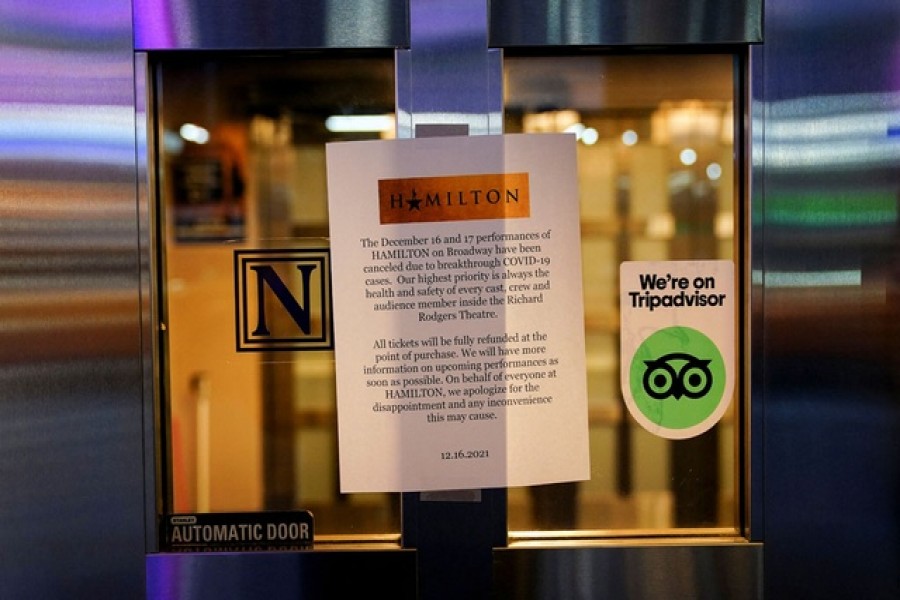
234,249,333,351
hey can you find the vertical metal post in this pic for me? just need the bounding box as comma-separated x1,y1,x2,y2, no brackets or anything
396,2,506,598
396,0,502,139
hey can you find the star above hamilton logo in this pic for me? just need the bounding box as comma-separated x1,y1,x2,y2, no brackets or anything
407,189,422,210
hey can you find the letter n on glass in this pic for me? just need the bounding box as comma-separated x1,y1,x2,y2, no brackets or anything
234,249,333,351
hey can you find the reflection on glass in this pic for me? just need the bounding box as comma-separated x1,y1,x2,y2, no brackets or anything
156,51,740,539
503,54,739,533
156,55,398,536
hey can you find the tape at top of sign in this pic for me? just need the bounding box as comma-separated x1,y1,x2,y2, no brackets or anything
619,260,735,440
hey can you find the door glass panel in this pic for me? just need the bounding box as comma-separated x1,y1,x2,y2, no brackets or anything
155,51,740,540
503,54,740,533
154,54,399,536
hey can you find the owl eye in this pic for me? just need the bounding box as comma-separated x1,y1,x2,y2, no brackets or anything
680,361,713,399
642,360,677,399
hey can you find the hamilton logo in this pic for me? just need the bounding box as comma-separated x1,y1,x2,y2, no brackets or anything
378,172,530,224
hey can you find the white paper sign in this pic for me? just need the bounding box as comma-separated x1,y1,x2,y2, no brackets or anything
620,260,735,439
326,133,589,492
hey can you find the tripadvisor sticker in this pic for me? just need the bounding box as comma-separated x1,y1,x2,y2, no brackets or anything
620,261,734,439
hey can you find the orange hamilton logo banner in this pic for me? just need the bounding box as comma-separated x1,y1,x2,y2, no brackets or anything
378,172,530,224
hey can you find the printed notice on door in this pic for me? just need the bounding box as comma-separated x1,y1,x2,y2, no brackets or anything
326,133,590,492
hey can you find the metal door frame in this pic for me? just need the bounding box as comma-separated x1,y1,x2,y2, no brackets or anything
0,0,770,598
139,2,763,598
5,0,898,597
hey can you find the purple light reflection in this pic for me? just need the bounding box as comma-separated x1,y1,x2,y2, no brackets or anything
0,0,129,29
409,0,487,46
132,0,177,49
0,45,134,105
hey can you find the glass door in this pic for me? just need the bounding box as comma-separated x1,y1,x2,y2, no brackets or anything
503,53,742,535
154,53,401,539
149,45,754,600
